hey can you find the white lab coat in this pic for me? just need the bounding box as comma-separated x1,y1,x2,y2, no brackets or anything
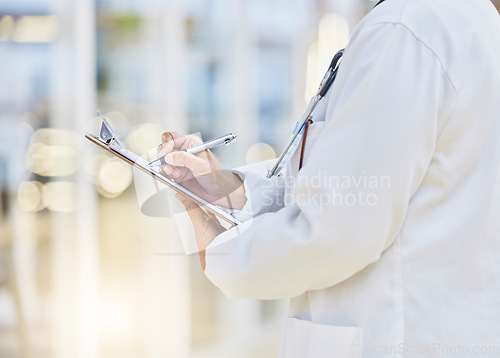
205,0,500,356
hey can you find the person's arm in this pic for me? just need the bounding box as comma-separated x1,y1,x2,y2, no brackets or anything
203,22,456,300
156,135,288,268
157,134,286,219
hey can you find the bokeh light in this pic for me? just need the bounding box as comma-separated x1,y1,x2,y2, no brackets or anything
246,143,276,164
305,13,349,101
125,123,163,156
97,157,133,198
12,15,59,43
42,181,78,212
0,15,15,41
17,181,45,212
27,128,79,177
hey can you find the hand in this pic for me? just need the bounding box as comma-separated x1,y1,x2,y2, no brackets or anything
176,193,227,270
157,132,247,210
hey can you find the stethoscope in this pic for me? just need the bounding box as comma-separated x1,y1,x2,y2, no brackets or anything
266,0,386,178
266,49,344,178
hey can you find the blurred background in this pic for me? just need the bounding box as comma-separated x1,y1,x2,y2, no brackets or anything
1,0,499,357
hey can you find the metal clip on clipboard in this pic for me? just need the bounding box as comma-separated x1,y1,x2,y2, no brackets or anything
97,110,126,149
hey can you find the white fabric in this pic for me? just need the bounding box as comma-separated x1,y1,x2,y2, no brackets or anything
205,0,500,356
223,159,283,222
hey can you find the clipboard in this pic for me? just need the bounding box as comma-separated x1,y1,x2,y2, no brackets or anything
85,113,241,228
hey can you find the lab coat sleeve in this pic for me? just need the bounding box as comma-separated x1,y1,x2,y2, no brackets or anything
204,23,456,300
227,159,287,222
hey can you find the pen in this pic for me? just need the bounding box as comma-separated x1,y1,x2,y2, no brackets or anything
148,133,238,167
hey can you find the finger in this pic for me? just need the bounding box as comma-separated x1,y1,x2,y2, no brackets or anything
179,137,195,150
159,164,173,176
161,132,183,143
157,141,175,159
180,135,203,150
164,151,210,175
171,166,181,178
158,134,203,163
159,133,201,155
158,133,187,158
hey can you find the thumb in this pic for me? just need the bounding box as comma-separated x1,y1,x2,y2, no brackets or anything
165,151,210,175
